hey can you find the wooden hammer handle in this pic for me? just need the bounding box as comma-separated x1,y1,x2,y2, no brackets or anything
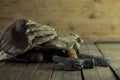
66,48,78,59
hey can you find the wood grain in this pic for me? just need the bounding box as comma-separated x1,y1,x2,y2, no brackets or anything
17,62,53,80
0,62,53,80
79,44,101,80
51,70,82,80
0,0,120,40
0,62,28,80
97,43,120,79
79,44,116,80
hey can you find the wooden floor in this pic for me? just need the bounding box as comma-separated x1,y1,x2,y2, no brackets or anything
0,42,120,80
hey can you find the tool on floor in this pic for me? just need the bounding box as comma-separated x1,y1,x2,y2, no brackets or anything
53,56,111,71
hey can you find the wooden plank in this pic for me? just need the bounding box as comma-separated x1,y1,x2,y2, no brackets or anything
17,62,53,80
51,56,82,80
51,70,82,80
0,62,53,80
97,43,120,79
79,44,116,80
0,62,5,68
96,43,120,61
80,44,101,80
87,44,116,80
110,62,120,79
0,62,28,80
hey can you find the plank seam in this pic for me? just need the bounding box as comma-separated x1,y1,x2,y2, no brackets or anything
94,41,120,44
81,69,85,80
95,43,120,80
49,64,54,80
109,66,120,80
86,44,102,80
94,43,105,57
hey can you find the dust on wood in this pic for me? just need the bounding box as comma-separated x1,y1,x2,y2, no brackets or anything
79,44,116,80
97,43,120,79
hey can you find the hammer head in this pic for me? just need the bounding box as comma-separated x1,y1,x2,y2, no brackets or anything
53,56,94,71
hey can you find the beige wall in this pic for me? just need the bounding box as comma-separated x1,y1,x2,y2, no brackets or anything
0,0,120,41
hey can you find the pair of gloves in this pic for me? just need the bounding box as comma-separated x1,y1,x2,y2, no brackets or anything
0,19,111,71
0,19,58,61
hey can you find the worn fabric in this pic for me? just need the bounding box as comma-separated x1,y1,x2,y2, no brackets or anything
0,19,58,60
50,34,83,50
0,19,83,61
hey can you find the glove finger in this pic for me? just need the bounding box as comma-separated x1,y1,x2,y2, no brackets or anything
28,29,58,38
26,24,57,35
26,24,58,46
30,32,58,47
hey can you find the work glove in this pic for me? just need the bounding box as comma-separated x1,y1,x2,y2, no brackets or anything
0,19,58,61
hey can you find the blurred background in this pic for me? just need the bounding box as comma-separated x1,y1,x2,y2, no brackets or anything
0,0,120,41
